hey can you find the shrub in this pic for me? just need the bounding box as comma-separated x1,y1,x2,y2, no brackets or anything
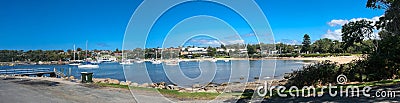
286,60,338,87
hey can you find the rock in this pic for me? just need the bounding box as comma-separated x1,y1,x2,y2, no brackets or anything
93,78,106,83
120,81,130,85
150,83,156,87
166,85,175,90
173,86,180,90
126,81,132,85
192,84,201,88
139,83,149,87
197,89,206,92
131,82,139,87
220,82,229,86
69,76,75,80
109,79,120,84
157,85,165,89
158,82,165,86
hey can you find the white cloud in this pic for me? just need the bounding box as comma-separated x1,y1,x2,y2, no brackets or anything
205,40,222,45
276,39,301,45
322,29,342,41
328,19,348,27
324,15,383,41
226,40,244,44
327,15,383,27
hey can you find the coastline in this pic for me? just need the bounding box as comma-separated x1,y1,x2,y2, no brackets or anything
156,55,360,64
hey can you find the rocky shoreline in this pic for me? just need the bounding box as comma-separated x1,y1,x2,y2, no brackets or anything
91,77,288,93
0,74,288,94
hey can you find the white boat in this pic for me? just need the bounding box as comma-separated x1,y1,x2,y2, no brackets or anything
151,50,162,64
78,64,99,68
120,61,133,65
69,45,84,66
134,60,144,63
90,61,101,64
151,60,162,64
78,41,99,69
224,60,230,62
69,63,81,66
210,58,217,62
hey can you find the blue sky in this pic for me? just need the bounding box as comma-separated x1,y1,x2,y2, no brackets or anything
0,0,384,50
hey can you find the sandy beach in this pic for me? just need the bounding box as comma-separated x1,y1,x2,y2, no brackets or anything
274,56,362,64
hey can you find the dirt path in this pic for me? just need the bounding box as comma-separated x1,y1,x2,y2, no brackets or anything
0,77,173,103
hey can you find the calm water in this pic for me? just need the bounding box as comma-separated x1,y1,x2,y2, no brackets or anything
0,60,310,86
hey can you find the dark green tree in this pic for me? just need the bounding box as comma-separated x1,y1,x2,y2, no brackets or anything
341,20,374,50
301,34,311,53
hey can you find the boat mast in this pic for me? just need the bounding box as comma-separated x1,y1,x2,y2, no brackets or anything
73,44,76,61
85,40,88,61
155,49,158,60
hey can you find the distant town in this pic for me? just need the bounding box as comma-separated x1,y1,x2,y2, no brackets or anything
0,35,372,65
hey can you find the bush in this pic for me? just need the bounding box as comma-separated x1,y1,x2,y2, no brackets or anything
286,60,338,87
277,53,300,57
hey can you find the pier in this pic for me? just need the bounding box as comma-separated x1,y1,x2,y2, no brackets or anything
0,68,64,77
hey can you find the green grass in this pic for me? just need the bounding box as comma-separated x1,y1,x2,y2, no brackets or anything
346,79,400,87
94,83,225,100
157,89,221,100
95,83,130,89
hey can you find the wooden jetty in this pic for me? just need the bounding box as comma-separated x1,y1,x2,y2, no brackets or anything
0,68,64,77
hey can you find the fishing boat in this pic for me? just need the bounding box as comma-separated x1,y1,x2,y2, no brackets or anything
78,41,99,69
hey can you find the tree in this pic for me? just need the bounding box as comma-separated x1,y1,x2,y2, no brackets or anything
330,40,343,53
312,38,333,53
301,34,311,53
341,20,374,50
207,46,216,57
220,44,226,50
77,48,82,51
247,44,257,55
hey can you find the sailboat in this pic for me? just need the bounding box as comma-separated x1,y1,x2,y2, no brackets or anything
78,41,99,69
151,50,162,64
120,59,133,65
224,59,230,62
165,50,179,65
210,58,217,62
69,44,82,66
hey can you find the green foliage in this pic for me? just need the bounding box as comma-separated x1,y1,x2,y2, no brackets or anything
312,38,333,53
301,34,311,53
341,20,374,50
286,61,338,87
277,53,300,57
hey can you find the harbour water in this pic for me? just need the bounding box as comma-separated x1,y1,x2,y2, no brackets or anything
0,60,312,86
